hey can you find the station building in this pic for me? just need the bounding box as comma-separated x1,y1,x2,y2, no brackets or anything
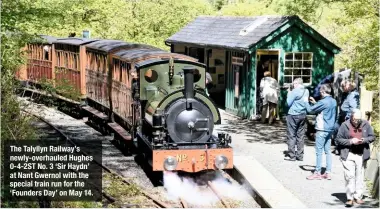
165,15,341,118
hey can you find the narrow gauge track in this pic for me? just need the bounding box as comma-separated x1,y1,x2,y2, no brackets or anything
23,109,173,208
19,97,258,208
25,109,232,208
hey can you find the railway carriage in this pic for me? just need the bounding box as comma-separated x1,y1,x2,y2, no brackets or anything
17,35,234,174
16,35,57,83
53,38,99,98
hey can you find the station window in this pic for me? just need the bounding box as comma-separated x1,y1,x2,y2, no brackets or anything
284,52,313,84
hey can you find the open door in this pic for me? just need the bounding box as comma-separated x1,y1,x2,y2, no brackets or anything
256,50,280,117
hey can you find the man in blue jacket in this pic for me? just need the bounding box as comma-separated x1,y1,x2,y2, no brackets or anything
305,84,337,180
285,78,309,161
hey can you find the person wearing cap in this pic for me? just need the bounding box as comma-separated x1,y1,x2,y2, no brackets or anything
335,109,376,206
259,71,279,124
305,84,337,180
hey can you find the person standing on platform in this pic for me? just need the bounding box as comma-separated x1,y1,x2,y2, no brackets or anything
259,71,279,124
285,78,309,161
335,109,375,206
305,84,337,180
312,73,334,101
333,81,360,155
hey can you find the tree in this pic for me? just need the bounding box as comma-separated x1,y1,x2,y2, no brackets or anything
219,0,278,16
1,0,64,140
121,0,214,49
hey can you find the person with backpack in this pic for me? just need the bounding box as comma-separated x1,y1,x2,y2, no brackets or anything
285,78,309,161
259,71,279,124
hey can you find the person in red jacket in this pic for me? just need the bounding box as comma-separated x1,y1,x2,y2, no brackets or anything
335,109,376,206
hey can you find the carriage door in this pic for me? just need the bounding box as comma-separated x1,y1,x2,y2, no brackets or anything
225,52,244,114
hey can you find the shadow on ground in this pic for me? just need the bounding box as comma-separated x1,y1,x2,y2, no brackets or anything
327,193,380,208
216,118,316,146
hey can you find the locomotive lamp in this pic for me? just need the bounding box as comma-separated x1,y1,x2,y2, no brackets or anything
164,156,178,171
215,155,228,169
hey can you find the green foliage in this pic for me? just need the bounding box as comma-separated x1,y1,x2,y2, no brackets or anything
1,34,37,140
121,0,214,49
273,0,379,136
219,0,278,16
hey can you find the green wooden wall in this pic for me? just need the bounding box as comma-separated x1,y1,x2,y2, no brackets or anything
245,25,335,118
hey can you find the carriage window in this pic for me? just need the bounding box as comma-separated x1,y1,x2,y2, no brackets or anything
57,53,61,66
64,53,69,68
74,55,78,70
144,69,158,83
43,45,50,60
284,52,313,84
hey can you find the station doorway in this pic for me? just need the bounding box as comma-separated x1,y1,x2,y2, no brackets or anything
255,50,280,116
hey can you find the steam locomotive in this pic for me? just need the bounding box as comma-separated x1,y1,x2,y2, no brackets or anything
17,35,233,173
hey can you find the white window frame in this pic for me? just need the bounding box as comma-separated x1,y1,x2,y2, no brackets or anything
284,52,313,85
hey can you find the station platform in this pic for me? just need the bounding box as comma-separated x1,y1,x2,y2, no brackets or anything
215,109,379,208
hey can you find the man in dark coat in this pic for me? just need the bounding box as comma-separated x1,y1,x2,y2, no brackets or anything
335,109,376,206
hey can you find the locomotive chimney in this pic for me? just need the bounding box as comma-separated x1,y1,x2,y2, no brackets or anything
183,66,195,99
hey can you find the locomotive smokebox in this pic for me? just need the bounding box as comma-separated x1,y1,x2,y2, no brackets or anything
183,66,195,100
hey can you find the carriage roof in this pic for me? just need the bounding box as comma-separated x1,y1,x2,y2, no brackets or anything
85,40,161,53
53,37,99,46
112,47,201,68
29,35,59,44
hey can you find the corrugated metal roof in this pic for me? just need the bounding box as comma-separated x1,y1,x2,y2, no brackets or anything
166,15,292,50
53,37,99,46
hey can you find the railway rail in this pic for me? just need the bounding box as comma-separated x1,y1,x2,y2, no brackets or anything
19,96,260,208
24,109,173,208
23,109,236,208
